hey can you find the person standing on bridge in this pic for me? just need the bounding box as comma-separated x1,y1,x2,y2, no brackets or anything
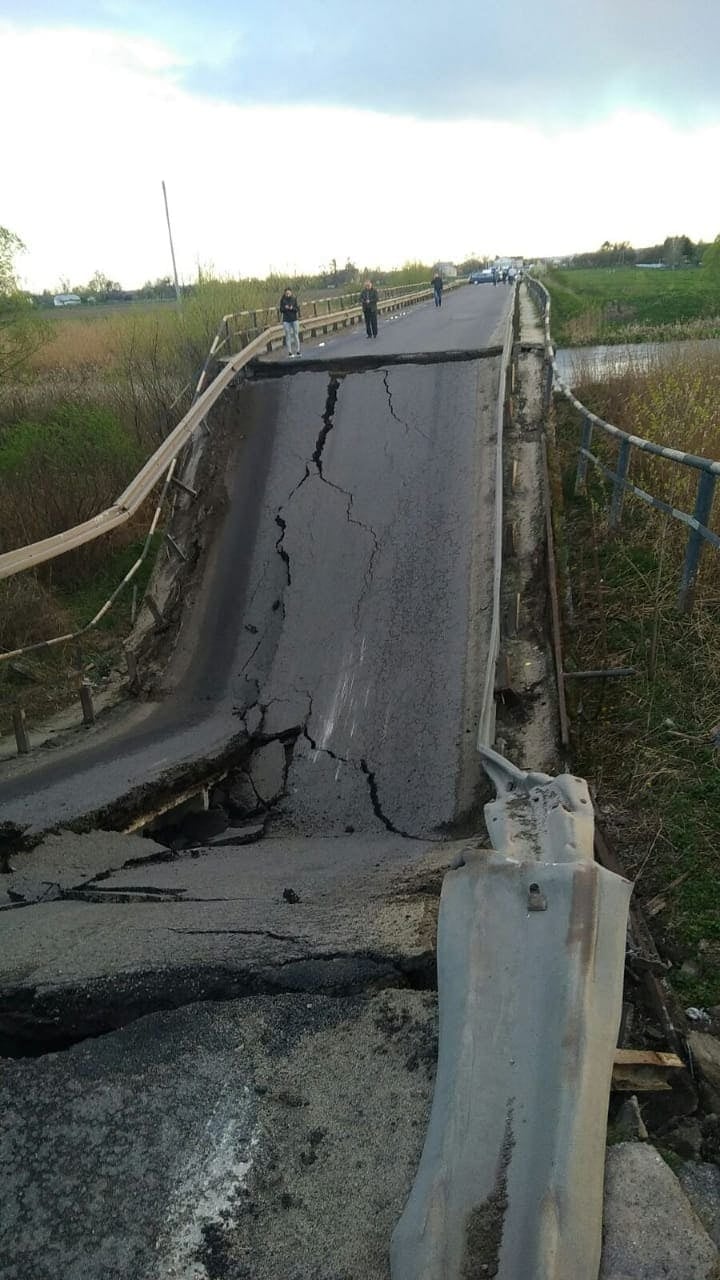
431,270,443,307
360,279,378,338
279,287,301,358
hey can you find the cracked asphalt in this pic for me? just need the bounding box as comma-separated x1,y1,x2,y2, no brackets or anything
242,359,499,838
0,283,509,835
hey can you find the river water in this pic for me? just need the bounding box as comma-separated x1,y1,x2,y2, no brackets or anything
555,337,720,387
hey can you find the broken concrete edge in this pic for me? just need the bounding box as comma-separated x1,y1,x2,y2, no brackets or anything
0,949,438,1057
494,330,563,778
126,386,243,687
0,988,440,1280
251,346,505,377
129,345,502,698
601,1142,719,1279
0,821,271,912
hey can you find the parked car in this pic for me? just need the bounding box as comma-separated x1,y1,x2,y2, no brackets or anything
468,269,494,284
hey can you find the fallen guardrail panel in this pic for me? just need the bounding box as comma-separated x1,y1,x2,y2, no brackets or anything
391,747,631,1280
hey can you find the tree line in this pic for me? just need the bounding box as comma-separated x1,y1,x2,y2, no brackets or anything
562,235,720,269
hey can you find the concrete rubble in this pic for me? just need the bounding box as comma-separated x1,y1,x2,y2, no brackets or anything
680,1162,720,1249
0,990,437,1280
600,1143,720,1280
691,1030,720,1112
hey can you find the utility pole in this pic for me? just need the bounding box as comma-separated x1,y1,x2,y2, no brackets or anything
161,179,182,307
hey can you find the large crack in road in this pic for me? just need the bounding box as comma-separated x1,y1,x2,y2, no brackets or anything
235,359,501,841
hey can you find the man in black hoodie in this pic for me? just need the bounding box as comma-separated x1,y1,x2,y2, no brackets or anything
360,280,378,338
432,270,443,307
279,287,301,357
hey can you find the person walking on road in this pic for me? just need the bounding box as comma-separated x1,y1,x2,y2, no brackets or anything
360,280,379,338
432,270,443,307
279,287,301,357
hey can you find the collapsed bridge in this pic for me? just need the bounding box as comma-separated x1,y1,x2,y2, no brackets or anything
0,282,637,1280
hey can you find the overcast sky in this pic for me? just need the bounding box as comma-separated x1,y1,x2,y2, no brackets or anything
3,2,720,289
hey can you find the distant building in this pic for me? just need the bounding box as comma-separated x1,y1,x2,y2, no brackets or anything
53,293,82,307
437,262,458,278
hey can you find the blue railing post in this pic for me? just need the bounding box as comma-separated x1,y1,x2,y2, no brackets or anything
678,470,717,612
609,438,631,528
575,415,593,494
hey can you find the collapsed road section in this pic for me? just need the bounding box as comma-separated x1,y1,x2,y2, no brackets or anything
0,311,525,1279
0,353,504,838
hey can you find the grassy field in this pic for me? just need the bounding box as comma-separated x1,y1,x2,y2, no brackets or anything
553,348,720,1005
544,266,720,346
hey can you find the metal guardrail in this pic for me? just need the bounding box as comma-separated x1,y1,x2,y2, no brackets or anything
526,275,720,610
0,280,451,590
216,280,444,360
476,283,518,749
392,748,631,1278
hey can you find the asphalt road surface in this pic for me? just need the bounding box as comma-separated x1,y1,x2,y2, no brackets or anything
269,278,512,360
0,286,514,1280
0,284,511,835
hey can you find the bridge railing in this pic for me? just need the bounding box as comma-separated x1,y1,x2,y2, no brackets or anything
223,281,440,355
527,275,720,611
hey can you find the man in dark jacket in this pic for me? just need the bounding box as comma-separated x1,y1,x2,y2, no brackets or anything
360,280,378,337
279,287,301,357
432,270,443,307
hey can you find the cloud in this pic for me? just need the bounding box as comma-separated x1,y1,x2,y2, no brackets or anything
2,20,720,292
179,0,720,126
8,1,720,126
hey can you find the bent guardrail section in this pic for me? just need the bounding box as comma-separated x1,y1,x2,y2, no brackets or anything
391,748,631,1279
526,275,720,610
476,284,518,749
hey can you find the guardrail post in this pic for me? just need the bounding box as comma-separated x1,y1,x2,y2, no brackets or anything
79,679,95,726
124,646,139,688
12,706,30,755
678,470,717,612
575,415,594,493
609,437,631,528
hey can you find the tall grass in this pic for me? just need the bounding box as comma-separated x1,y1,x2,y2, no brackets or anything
555,349,720,1003
546,266,720,346
0,406,144,566
571,347,720,569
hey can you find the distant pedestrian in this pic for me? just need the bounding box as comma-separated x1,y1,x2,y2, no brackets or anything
279,287,301,357
491,267,498,286
432,270,443,307
360,280,378,338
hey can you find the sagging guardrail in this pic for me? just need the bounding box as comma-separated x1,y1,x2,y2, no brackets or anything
526,275,720,611
0,280,450,600
476,282,519,749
